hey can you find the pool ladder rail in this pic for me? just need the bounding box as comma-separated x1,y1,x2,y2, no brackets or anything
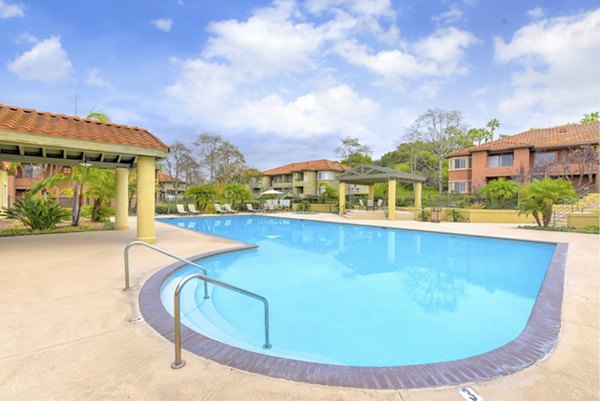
123,241,272,369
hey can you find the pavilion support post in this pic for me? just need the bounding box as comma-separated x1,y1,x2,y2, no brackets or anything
136,156,156,244
114,168,130,230
368,185,374,201
414,182,422,209
387,178,396,220
338,182,346,216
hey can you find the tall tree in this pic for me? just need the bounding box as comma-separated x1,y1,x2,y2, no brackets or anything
215,141,247,183
162,141,199,201
336,137,372,167
486,118,500,139
194,133,224,183
406,109,468,192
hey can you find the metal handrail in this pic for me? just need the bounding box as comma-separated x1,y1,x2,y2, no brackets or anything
123,241,209,300
171,273,272,369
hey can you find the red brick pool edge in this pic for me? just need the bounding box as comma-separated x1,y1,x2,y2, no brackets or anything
139,242,567,389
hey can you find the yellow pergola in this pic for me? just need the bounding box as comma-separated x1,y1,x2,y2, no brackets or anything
0,104,169,243
337,164,426,220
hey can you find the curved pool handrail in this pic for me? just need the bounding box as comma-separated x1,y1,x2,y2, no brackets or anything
123,241,209,300
171,273,272,369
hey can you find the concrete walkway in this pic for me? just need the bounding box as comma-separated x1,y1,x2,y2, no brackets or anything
0,215,597,401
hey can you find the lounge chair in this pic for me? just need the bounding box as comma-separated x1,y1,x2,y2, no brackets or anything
223,204,238,214
246,203,263,213
367,200,374,210
358,199,365,209
176,204,189,215
377,199,383,209
187,204,201,215
214,203,227,214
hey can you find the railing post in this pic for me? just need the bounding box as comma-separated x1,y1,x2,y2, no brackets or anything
172,280,186,369
123,241,209,299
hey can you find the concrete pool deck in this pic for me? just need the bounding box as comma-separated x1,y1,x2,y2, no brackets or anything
0,214,598,400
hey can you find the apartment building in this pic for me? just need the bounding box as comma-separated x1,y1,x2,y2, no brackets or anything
249,159,368,197
447,122,600,193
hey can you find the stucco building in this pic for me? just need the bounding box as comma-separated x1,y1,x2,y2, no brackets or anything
447,122,600,193
249,159,368,197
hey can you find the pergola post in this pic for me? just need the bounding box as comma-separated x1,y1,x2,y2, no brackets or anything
387,178,396,220
368,184,374,201
414,182,422,209
136,156,156,243
114,168,130,230
338,182,346,215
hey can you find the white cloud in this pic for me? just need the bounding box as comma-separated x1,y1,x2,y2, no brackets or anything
0,0,23,19
16,32,37,44
494,9,600,127
527,7,545,19
151,18,173,32
337,27,479,81
85,68,109,88
204,1,324,79
7,36,73,83
231,84,379,138
432,5,464,26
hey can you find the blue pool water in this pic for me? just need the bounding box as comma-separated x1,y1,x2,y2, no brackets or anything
159,216,556,367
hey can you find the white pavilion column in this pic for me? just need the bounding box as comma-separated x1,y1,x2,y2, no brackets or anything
114,168,129,230
136,156,156,243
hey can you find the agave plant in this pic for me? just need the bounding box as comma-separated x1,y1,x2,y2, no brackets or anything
1,196,70,230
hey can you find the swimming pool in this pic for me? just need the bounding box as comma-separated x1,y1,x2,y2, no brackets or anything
155,216,557,368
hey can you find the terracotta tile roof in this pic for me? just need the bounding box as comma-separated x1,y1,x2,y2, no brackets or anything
0,104,169,152
158,172,176,182
262,159,348,175
449,122,600,157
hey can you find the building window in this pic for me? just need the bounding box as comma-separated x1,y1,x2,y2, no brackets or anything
317,171,335,180
21,164,43,178
450,158,472,170
449,181,470,193
487,153,513,167
534,152,557,164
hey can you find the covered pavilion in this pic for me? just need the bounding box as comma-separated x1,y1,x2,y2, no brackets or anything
0,104,169,243
337,164,426,220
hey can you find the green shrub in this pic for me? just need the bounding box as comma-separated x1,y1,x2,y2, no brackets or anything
417,208,431,222
1,197,70,230
445,208,465,222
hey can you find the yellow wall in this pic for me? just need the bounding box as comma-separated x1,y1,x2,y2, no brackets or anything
567,212,600,228
399,207,536,223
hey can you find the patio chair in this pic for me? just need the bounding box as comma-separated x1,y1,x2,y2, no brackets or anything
214,203,227,214
265,203,276,213
358,199,365,210
187,204,201,215
367,199,374,210
377,199,383,209
223,204,238,214
246,203,263,213
176,204,189,215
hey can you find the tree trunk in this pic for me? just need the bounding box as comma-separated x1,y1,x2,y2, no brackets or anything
438,157,443,192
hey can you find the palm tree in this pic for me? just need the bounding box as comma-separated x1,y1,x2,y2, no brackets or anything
518,178,577,227
86,108,111,122
580,112,599,124
486,118,500,140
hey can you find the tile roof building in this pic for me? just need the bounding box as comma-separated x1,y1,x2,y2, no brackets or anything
447,123,600,193
250,159,368,197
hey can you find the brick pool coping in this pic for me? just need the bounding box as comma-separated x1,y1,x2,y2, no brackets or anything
139,241,568,389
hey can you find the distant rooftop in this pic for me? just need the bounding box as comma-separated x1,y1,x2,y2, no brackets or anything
262,159,348,176
449,122,600,157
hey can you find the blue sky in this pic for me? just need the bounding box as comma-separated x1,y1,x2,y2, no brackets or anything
1,0,598,170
